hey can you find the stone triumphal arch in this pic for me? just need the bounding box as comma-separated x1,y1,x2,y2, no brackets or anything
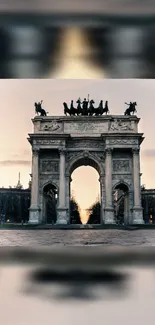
28,113,144,226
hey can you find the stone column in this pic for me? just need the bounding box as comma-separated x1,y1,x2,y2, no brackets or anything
128,191,133,225
132,148,144,224
65,174,71,224
56,148,68,225
124,194,129,226
104,148,115,224
99,174,105,224
29,148,40,224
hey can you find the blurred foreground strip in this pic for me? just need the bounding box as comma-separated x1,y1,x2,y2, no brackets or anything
0,247,155,269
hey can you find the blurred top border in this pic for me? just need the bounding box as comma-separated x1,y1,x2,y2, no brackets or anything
1,0,155,15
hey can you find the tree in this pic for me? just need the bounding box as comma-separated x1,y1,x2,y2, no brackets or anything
70,196,82,224
87,201,101,224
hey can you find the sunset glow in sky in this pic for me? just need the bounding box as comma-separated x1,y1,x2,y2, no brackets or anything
0,79,155,213
50,28,105,79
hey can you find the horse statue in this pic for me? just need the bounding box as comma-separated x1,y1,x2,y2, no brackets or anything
63,102,74,116
63,100,77,116
124,102,137,116
63,102,70,115
103,100,109,115
34,100,47,116
94,100,110,116
70,100,77,116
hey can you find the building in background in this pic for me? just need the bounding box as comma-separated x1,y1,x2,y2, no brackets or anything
0,173,31,223
141,186,155,224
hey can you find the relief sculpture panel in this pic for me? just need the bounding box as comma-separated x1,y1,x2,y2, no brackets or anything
41,121,62,132
113,160,130,172
41,160,59,173
109,119,134,132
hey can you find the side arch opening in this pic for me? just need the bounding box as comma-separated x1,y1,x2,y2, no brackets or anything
113,183,129,225
42,183,58,224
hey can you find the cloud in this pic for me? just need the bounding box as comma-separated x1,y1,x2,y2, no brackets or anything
141,150,155,158
10,149,31,159
0,160,31,167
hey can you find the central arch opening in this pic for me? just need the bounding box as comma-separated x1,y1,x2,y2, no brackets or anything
69,156,101,225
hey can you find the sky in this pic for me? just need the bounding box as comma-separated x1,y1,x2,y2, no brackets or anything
0,79,155,212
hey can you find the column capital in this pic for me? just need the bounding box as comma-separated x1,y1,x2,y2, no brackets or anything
105,148,113,155
132,148,139,155
58,147,66,155
32,148,39,156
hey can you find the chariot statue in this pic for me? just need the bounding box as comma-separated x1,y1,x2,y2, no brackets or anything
63,95,110,116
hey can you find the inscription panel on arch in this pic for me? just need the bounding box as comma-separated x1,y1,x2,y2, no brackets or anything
34,139,65,146
67,139,105,149
64,121,108,134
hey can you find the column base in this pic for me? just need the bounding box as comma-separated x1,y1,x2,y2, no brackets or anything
56,208,68,225
132,207,144,224
29,205,40,224
104,207,115,224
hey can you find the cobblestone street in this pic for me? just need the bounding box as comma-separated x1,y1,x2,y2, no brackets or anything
0,229,155,246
